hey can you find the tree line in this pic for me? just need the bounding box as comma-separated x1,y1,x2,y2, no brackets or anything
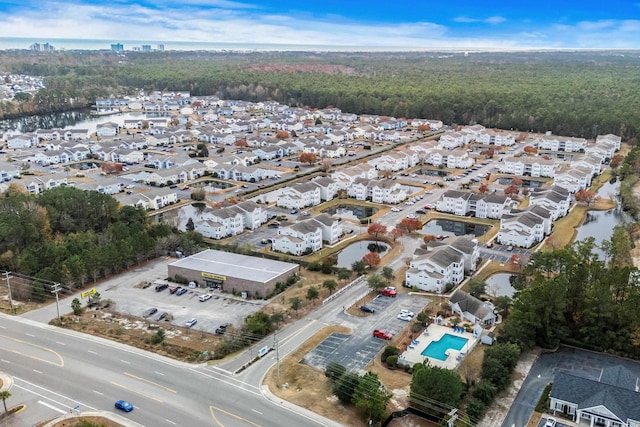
1,50,639,140
0,185,204,300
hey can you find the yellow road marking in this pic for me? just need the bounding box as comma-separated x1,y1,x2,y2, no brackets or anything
279,319,317,345
0,334,64,367
124,372,177,394
111,382,163,403
209,405,262,427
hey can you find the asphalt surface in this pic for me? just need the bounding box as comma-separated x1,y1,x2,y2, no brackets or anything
1,314,336,427
502,346,640,427
303,293,429,372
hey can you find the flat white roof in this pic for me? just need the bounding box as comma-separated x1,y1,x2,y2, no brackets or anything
169,249,298,284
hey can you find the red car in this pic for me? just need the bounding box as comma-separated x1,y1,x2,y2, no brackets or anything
379,287,397,297
373,329,393,340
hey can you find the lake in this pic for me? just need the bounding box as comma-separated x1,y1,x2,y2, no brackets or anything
336,240,390,268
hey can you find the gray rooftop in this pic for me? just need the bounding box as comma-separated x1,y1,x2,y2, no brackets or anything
169,249,298,284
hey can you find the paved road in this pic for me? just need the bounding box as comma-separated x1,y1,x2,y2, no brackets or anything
0,313,340,427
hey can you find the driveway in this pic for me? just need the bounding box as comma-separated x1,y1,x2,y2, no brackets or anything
502,346,640,427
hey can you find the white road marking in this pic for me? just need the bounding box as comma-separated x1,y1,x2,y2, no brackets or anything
251,409,263,415
13,377,97,410
93,390,104,395
26,333,35,337
165,419,177,425
1,359,10,364
190,369,261,396
154,371,165,376
55,341,66,346
33,369,42,374
120,359,131,364
0,325,5,329
88,350,97,354
38,400,67,414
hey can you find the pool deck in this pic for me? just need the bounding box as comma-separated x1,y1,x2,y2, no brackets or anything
399,324,479,369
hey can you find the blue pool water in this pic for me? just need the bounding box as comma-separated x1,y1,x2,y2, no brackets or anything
421,334,469,361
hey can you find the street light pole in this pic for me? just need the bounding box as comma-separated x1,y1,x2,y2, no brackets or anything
274,329,280,387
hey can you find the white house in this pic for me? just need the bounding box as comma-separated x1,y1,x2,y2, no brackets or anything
497,206,553,247
498,156,556,177
448,290,497,326
272,220,323,255
529,185,572,220
277,182,322,209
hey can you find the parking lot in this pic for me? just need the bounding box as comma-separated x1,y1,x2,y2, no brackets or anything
303,293,429,372
94,258,265,333
479,245,532,263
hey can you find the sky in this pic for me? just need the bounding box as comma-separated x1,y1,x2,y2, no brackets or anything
0,0,639,50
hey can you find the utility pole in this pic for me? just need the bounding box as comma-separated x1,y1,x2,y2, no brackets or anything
447,408,458,427
274,329,280,387
51,283,62,321
4,271,13,314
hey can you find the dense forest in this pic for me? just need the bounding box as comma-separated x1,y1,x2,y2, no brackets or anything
0,185,204,299
500,230,640,357
1,49,640,140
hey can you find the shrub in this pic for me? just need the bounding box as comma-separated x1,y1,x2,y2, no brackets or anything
325,362,347,382
386,355,398,368
147,329,165,344
411,323,423,333
381,345,399,363
466,398,486,421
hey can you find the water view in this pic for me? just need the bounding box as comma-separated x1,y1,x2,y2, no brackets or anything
336,240,390,268
419,219,491,238
497,178,544,188
573,180,629,259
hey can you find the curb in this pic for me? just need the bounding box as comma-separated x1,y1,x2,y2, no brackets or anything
0,371,13,392
40,410,146,427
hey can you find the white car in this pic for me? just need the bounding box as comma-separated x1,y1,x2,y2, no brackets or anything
199,294,212,302
185,318,197,327
404,201,415,205
400,309,415,317
544,417,557,427
397,313,412,322
391,207,401,212
406,214,419,220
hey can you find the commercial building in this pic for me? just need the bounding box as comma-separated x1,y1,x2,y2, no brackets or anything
167,249,299,298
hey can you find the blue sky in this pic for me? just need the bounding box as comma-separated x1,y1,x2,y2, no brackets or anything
0,0,639,49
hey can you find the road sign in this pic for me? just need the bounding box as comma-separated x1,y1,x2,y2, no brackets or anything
81,288,97,299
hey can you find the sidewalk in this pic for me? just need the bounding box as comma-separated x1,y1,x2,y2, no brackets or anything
0,371,13,392
40,411,146,427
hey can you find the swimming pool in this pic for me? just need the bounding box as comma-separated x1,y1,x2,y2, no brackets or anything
421,333,469,361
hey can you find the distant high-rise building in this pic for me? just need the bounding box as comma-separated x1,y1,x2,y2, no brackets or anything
29,42,55,52
142,45,151,52
110,43,124,52
157,44,165,51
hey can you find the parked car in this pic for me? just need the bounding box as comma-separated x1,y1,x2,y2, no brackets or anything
544,417,557,427
155,283,169,292
115,400,134,412
142,307,158,318
185,318,197,327
290,209,298,214
406,214,419,220
379,287,397,297
169,286,181,294
416,209,427,214
506,246,514,251
199,293,213,302
486,242,494,248
373,329,393,340
397,313,412,322
400,309,415,317
360,305,375,313
215,326,226,335
175,288,188,296
156,311,168,321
